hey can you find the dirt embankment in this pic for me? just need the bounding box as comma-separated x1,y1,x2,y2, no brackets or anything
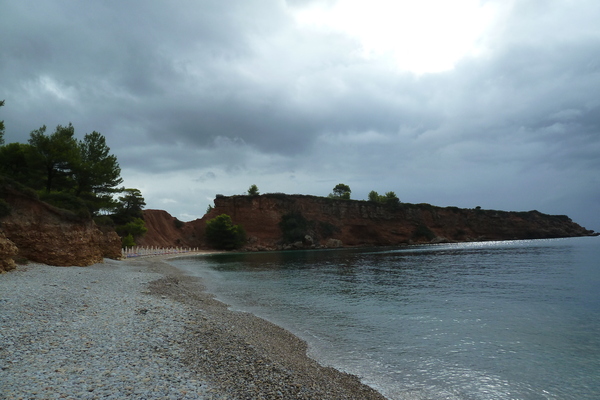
136,209,204,248
0,185,121,270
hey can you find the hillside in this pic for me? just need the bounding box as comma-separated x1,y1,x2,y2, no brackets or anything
0,180,121,271
139,194,596,251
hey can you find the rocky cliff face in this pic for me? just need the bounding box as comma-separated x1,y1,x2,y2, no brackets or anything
140,194,596,251
206,194,596,249
0,185,122,268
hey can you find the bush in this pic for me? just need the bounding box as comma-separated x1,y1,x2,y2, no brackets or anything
0,175,39,200
247,184,259,196
116,217,148,238
329,183,351,199
279,211,310,243
93,215,115,229
122,233,136,248
39,191,90,219
383,191,400,207
368,190,380,202
368,190,400,207
0,198,11,218
413,224,436,241
205,214,246,250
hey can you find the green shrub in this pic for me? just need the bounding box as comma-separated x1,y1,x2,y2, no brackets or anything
205,214,246,250
383,191,400,207
368,190,399,207
0,198,11,218
329,183,351,199
39,191,90,218
93,215,115,229
247,184,259,196
116,217,148,238
174,218,185,229
122,233,136,248
279,211,310,243
413,224,436,241
0,175,39,199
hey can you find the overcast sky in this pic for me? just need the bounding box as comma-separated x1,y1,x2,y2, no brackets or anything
1,0,599,230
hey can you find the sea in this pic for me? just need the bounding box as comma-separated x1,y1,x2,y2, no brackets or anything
169,237,600,400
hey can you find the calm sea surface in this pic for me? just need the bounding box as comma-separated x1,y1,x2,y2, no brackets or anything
170,237,600,400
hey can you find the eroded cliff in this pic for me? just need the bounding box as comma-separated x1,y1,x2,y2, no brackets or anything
136,209,201,248
0,184,122,268
141,194,596,251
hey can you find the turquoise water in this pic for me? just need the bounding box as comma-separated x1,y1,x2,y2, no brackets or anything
170,237,600,400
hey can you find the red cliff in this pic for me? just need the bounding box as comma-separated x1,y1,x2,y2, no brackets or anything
141,194,596,251
137,209,201,248
0,184,122,268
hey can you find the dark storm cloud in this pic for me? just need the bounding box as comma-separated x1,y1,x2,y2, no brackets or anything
1,0,599,228
2,1,436,158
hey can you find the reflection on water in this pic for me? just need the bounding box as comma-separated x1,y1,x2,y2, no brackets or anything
171,238,600,400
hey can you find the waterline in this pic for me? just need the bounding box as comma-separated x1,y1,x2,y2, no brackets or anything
171,238,600,399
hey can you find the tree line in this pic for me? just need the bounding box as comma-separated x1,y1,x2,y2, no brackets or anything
0,100,146,246
328,183,400,206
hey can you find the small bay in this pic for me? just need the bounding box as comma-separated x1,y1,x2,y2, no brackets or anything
170,237,600,400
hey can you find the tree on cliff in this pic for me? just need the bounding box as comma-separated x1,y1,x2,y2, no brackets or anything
0,143,32,186
27,124,79,193
384,191,400,206
247,184,259,196
329,183,351,199
72,131,123,214
113,188,146,224
112,189,147,247
0,123,125,216
73,131,123,196
368,190,400,207
368,190,380,202
205,214,246,250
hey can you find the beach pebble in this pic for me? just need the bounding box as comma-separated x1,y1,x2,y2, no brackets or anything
0,260,213,399
1,257,387,400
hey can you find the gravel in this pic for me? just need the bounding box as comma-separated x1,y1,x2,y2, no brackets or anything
1,257,387,400
0,259,213,399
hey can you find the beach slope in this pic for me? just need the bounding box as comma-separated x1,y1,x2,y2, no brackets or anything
0,257,386,399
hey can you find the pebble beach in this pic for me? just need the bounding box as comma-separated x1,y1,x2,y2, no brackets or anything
0,256,386,399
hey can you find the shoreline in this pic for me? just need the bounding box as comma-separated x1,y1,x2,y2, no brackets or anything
145,254,388,399
1,255,387,399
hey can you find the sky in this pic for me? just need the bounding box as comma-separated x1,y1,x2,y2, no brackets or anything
1,0,599,231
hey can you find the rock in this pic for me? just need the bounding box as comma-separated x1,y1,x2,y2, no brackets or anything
324,238,343,248
0,232,18,272
303,235,314,246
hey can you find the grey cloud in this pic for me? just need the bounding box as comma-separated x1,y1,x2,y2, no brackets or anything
195,171,217,183
1,0,599,229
